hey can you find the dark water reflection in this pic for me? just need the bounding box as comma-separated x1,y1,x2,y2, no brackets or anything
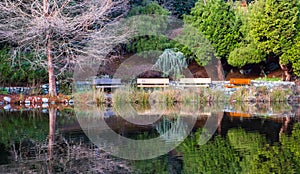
0,102,299,173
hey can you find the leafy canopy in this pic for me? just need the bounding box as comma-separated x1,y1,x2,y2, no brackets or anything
247,0,300,76
183,0,241,66
127,2,174,55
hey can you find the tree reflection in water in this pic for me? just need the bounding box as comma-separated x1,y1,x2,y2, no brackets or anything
0,108,131,173
0,102,299,173
177,123,300,174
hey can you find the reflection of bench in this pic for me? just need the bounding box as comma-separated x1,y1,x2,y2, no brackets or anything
179,78,211,88
225,78,251,88
137,78,169,88
92,78,123,89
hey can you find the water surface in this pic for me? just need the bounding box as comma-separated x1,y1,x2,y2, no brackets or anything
0,103,299,173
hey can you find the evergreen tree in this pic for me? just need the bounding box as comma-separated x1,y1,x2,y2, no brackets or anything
247,0,300,80
182,0,242,80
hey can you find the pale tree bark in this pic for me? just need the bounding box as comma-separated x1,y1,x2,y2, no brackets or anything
0,0,130,96
280,64,291,81
43,0,57,96
47,39,57,96
48,107,57,161
279,116,290,138
217,59,225,81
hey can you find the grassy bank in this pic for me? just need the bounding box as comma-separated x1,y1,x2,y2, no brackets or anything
74,86,297,106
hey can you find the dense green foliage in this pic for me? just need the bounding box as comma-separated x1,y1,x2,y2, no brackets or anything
161,0,198,18
228,44,265,68
178,131,241,173
281,34,300,76
182,0,241,66
0,47,48,86
177,123,300,174
128,1,170,16
229,0,300,76
127,2,175,55
248,0,299,55
129,0,197,18
176,25,214,66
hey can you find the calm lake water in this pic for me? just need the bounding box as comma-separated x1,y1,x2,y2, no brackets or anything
0,103,299,173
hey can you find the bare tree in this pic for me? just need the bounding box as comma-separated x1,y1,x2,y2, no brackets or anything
0,0,129,96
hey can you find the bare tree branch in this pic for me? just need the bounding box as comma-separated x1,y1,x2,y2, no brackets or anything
0,0,130,94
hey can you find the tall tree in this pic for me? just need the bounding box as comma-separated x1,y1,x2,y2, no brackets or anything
247,0,299,81
183,0,241,80
0,0,128,96
228,1,266,68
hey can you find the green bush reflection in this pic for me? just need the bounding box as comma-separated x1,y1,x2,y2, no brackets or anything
177,123,300,174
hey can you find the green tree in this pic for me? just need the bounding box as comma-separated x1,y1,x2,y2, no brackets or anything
129,0,197,18
177,130,242,174
152,49,188,79
127,2,174,55
228,44,266,68
228,1,266,68
0,47,47,86
247,0,300,80
183,0,241,80
281,34,300,76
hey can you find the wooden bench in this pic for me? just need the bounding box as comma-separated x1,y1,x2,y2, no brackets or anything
229,112,250,118
92,78,123,89
179,78,211,88
225,78,251,88
137,78,169,88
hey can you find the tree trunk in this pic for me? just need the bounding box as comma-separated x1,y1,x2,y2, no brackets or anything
44,0,57,96
47,40,57,97
280,64,291,81
48,107,57,161
203,0,206,5
217,59,225,81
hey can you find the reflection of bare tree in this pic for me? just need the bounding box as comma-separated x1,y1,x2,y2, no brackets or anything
1,109,131,173
47,107,57,173
279,117,291,138
2,141,132,173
